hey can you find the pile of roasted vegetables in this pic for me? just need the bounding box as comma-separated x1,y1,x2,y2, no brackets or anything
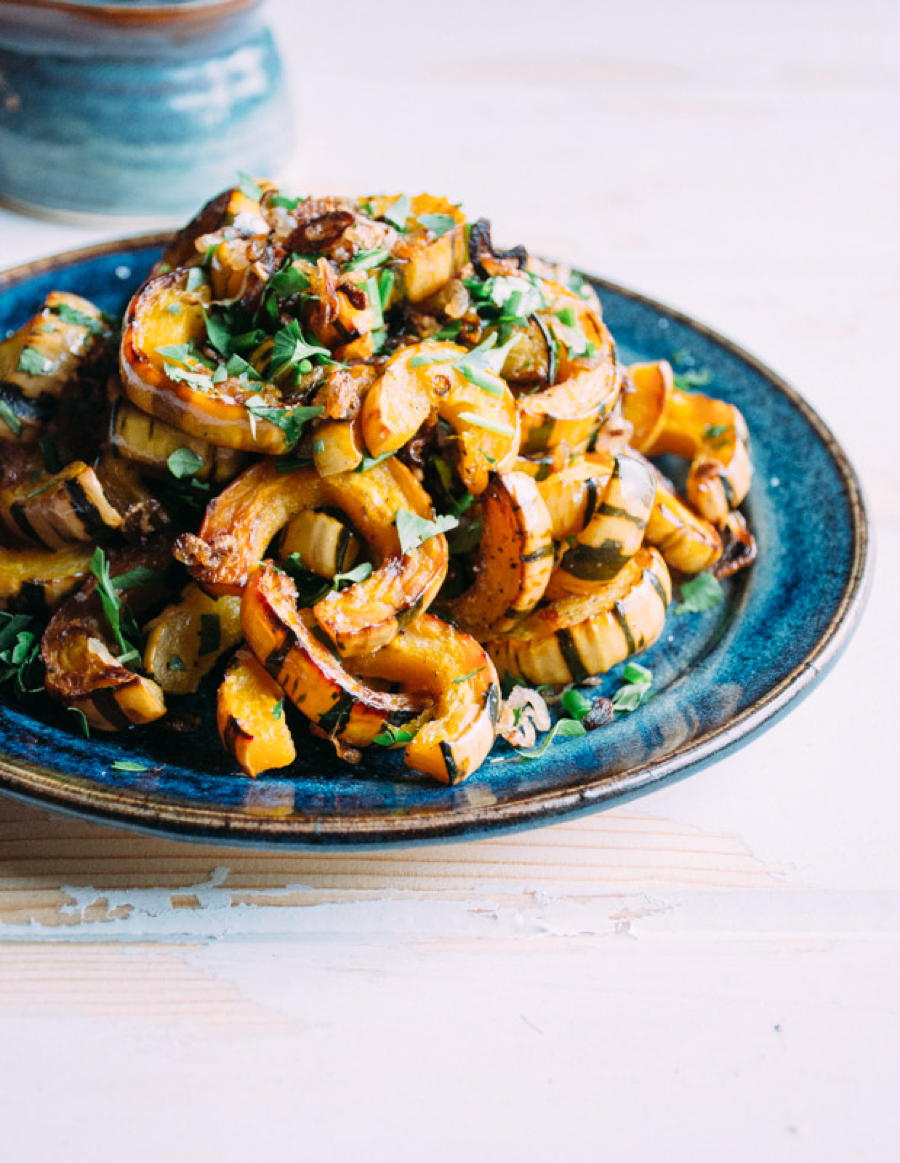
0,181,756,783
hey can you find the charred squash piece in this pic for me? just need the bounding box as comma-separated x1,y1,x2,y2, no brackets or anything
217,647,296,777
279,510,361,580
177,456,446,655
643,464,723,575
488,548,672,686
156,184,270,273
534,453,615,540
120,269,314,454
548,450,657,597
518,325,620,455
0,545,93,612
0,461,123,547
242,563,427,747
361,341,520,495
94,455,170,543
109,392,247,483
624,360,752,525
447,471,554,636
0,291,109,443
311,459,447,656
143,583,242,695
352,613,501,785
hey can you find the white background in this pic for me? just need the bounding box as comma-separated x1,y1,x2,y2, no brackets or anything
1,1,898,1159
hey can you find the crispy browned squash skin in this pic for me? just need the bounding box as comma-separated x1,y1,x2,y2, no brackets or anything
360,342,520,496
624,360,752,525
447,471,554,636
176,456,448,657
1,461,124,548
242,563,427,747
488,547,672,686
352,613,501,785
217,647,296,777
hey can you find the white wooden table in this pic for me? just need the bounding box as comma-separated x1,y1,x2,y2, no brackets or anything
1,2,897,1158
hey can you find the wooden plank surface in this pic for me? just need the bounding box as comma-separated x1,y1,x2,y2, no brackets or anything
1,0,898,1158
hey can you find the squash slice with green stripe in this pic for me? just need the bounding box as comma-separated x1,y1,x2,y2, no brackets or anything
488,547,672,686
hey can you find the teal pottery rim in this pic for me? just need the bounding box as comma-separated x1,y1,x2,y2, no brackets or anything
0,233,872,848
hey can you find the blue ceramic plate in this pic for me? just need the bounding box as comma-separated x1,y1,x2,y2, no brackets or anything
0,236,871,847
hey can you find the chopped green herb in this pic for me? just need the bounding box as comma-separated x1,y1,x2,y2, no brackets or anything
90,547,140,663
345,247,391,272
410,349,458,369
704,424,730,440
455,411,515,437
312,438,326,455
17,347,52,376
453,667,485,684
185,267,206,292
0,611,42,692
167,655,187,672
230,328,267,353
270,320,331,376
610,662,654,713
203,309,233,356
198,613,221,656
67,706,91,738
111,566,164,591
271,699,284,721
673,367,712,391
514,717,586,759
372,722,416,747
332,561,374,589
167,447,205,480
417,213,456,237
268,261,310,298
275,455,314,473
270,193,305,210
52,301,105,334
244,400,323,450
378,269,395,311
237,172,262,200
555,307,577,328
435,320,463,340
383,194,411,231
163,362,214,391
561,689,592,721
167,302,182,316
157,341,211,366
111,759,151,772
396,509,459,554
357,450,395,472
674,572,724,615
0,399,23,437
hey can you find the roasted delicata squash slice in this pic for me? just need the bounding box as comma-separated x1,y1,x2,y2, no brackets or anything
120,268,316,454
624,360,752,525
312,418,364,476
156,182,271,274
367,194,468,303
217,647,296,777
109,392,247,483
447,471,554,636
177,456,447,655
534,453,615,540
488,548,672,686
0,291,109,443
518,324,620,455
352,613,501,785
0,545,94,612
547,450,657,597
360,341,520,495
0,461,123,547
643,465,723,575
242,563,427,747
143,583,243,695
279,510,361,580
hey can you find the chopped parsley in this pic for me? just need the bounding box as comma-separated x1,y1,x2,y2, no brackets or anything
111,566,165,591
267,260,310,298
372,722,416,747
455,410,515,437
185,267,206,292
0,399,23,437
167,447,205,479
514,717,586,759
17,348,52,377
674,572,724,615
0,611,42,692
332,561,373,589
561,689,592,721
271,699,284,721
383,194,411,231
672,367,712,391
270,193,305,210
236,172,262,200
396,509,460,554
417,213,456,237
244,400,323,449
357,450,395,472
90,548,141,665
53,301,105,334
270,320,331,377
345,247,391,272
610,662,653,713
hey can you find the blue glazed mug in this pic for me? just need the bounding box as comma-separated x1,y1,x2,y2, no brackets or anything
0,0,293,220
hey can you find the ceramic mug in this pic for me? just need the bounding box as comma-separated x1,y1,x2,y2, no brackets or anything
0,0,293,221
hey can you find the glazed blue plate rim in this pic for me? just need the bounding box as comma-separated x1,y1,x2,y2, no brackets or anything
0,233,872,848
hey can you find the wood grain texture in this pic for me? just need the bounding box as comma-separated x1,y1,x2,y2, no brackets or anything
1,0,898,1157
